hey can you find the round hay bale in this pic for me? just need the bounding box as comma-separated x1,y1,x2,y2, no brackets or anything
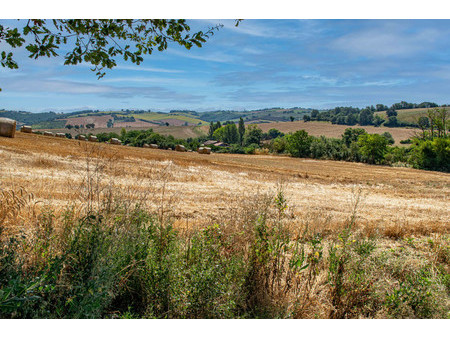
143,143,150,148
175,144,187,152
78,135,87,141
20,125,32,133
150,144,159,149
88,135,98,142
56,133,65,138
0,118,16,138
198,147,211,154
43,131,54,137
110,138,121,145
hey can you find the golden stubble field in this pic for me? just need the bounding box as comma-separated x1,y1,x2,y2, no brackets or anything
1,132,448,236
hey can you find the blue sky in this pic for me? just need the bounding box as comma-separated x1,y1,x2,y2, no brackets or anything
1,19,450,112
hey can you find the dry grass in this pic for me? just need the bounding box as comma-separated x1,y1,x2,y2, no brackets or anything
1,132,449,318
1,132,448,238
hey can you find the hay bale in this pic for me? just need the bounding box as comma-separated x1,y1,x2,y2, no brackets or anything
197,147,211,154
175,144,187,152
78,135,86,141
0,118,16,138
110,138,121,145
150,144,159,149
56,133,66,138
143,143,150,148
43,131,54,137
20,125,32,133
88,135,98,142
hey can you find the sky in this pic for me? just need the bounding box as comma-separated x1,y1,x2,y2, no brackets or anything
1,18,450,113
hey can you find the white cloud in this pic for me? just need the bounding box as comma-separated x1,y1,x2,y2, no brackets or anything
330,22,442,58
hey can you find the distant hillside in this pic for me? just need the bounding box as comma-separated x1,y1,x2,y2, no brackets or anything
199,107,312,123
0,110,67,127
2,102,446,132
375,107,435,124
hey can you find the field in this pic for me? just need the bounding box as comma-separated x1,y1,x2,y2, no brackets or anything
1,132,449,318
375,108,435,124
253,121,418,144
130,112,206,125
63,115,114,128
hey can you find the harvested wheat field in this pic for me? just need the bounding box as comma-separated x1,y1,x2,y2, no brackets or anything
1,132,448,234
1,132,449,319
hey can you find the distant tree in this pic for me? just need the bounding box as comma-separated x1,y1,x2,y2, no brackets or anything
433,107,448,138
238,117,245,145
384,116,398,127
107,119,114,128
345,114,358,126
65,124,73,129
386,109,398,118
267,128,284,139
208,121,215,138
373,115,385,127
120,127,127,140
381,132,395,145
290,116,295,122
342,128,367,147
311,109,319,120
303,115,311,122
376,104,388,111
417,116,430,139
286,130,312,158
223,123,239,144
357,133,388,164
359,109,374,125
212,126,225,141
243,125,263,146
165,122,169,126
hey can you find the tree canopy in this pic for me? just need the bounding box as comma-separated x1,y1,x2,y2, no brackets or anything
0,19,241,90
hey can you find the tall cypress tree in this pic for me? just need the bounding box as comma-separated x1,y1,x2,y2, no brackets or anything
238,117,245,145
208,121,215,138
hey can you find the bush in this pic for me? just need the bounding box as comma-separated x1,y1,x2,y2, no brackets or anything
408,137,450,172
357,134,389,164
244,143,260,154
286,130,313,158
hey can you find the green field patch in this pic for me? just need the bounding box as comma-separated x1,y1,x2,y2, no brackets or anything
375,108,434,124
32,119,67,129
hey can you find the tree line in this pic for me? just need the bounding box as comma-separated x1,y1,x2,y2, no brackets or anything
302,101,441,128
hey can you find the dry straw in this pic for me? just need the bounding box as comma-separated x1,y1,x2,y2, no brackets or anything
0,117,16,138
